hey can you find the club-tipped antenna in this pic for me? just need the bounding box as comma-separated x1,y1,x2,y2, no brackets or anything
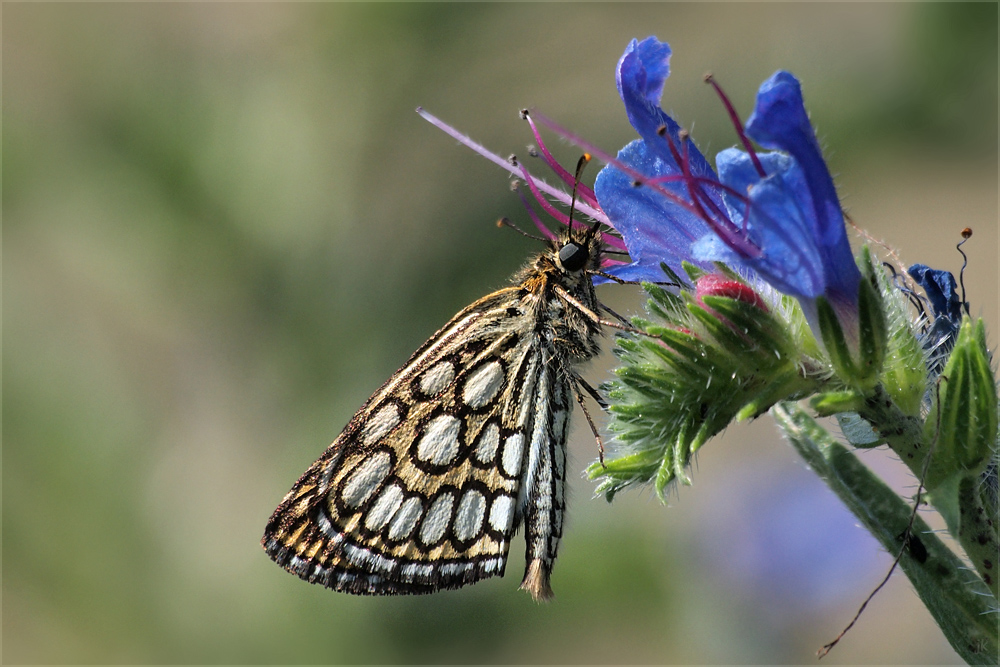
496,217,548,243
567,153,591,243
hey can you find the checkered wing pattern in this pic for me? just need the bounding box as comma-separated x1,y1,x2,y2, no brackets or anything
262,287,573,597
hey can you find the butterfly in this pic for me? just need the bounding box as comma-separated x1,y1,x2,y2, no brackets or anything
260,217,623,601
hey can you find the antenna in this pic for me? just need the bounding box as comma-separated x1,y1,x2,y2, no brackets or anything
567,153,591,243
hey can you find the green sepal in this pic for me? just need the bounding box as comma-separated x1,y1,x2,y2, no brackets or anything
681,260,708,284
923,318,998,490
811,390,866,416
597,275,815,499
816,295,858,383
735,371,817,421
871,250,926,415
699,294,797,367
856,249,888,385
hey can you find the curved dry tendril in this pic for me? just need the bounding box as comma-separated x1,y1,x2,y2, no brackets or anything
415,107,617,238
956,227,972,316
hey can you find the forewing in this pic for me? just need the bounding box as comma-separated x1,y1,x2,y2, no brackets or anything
262,288,540,594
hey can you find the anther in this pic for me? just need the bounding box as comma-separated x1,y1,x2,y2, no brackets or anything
528,145,539,157
962,227,973,239
656,124,667,137
508,154,519,167
520,108,530,120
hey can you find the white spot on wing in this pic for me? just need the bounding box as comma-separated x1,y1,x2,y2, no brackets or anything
341,451,392,509
401,562,433,580
388,496,423,540
453,490,486,541
489,494,515,533
471,422,500,465
361,404,401,446
419,493,454,545
462,361,504,409
416,414,462,465
419,361,455,396
364,483,404,531
501,433,524,477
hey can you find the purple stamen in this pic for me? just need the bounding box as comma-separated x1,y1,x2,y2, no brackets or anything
416,107,613,229
663,129,762,258
521,110,600,208
511,181,558,242
647,173,750,206
516,159,627,251
704,74,766,179
531,112,707,226
515,158,585,234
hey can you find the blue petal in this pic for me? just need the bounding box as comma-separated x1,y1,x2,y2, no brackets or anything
615,37,717,181
907,264,964,361
595,139,714,281
616,37,672,106
701,148,825,299
745,71,860,304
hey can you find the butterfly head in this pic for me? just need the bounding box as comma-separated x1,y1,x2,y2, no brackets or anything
553,224,603,277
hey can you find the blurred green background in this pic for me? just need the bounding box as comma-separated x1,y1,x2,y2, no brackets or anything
4,3,997,664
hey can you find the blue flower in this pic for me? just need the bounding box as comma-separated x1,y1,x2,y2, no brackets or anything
595,37,862,336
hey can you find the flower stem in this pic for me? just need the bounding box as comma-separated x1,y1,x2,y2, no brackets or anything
773,402,998,664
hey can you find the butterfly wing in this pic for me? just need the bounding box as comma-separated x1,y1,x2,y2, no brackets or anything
262,287,565,595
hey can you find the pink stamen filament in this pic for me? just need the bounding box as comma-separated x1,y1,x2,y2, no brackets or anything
512,158,627,251
705,74,766,179
664,130,762,258
531,112,709,244
654,174,753,234
647,173,750,205
512,182,558,242
517,161,586,235
416,107,613,231
521,110,600,209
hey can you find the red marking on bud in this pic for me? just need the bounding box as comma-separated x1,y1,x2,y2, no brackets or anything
695,274,768,313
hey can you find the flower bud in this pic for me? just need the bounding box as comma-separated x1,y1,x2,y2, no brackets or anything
924,318,998,490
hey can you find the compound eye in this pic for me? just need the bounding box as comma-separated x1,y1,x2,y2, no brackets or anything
558,242,588,272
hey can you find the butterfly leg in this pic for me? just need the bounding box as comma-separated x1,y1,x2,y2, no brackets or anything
589,269,680,287
571,377,607,467
552,285,657,338
601,302,631,326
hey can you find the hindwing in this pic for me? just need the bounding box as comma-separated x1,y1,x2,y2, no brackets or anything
262,286,566,594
